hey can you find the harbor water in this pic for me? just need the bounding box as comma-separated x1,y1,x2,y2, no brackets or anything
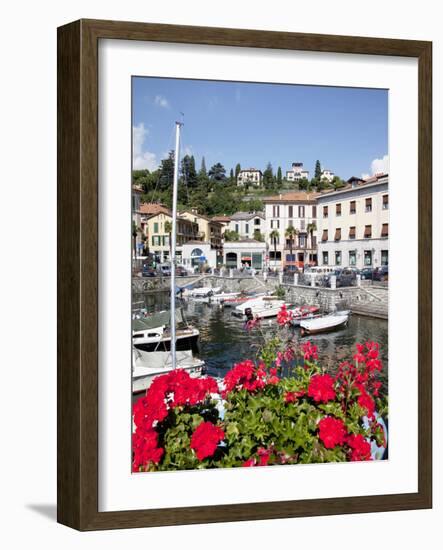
133,291,388,396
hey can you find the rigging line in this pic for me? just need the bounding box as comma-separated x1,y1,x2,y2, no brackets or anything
149,123,176,204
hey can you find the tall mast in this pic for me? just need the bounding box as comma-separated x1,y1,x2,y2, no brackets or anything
170,121,183,368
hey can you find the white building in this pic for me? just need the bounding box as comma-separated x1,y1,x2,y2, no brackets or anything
316,173,389,269
228,211,265,240
263,192,319,269
223,239,266,269
181,241,218,271
286,162,310,182
237,168,263,187
321,169,335,182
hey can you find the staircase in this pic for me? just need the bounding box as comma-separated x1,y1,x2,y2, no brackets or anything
352,284,389,319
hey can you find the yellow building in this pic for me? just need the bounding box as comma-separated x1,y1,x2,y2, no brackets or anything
179,209,223,251
139,203,199,263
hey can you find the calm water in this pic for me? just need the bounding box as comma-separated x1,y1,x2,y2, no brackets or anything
133,291,388,395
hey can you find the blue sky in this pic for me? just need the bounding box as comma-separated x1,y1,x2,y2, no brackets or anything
132,77,388,180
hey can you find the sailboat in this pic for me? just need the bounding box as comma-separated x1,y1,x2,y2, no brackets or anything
132,120,205,393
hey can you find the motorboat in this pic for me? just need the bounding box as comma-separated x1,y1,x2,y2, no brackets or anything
132,310,200,354
232,297,287,319
132,348,204,394
208,291,240,303
300,312,349,335
182,286,221,298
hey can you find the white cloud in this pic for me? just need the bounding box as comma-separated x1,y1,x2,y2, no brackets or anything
132,123,158,171
154,95,170,109
361,154,389,179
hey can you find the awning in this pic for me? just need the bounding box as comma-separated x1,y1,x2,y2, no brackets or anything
334,228,341,241
349,226,356,238
321,230,328,241
381,224,389,237
364,225,372,237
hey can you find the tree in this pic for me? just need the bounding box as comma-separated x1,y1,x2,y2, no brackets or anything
253,229,265,242
285,225,299,264
229,168,235,186
208,162,226,183
314,160,322,180
181,155,197,188
332,176,345,190
269,229,280,268
235,163,241,181
159,151,175,191
298,177,310,191
199,156,208,177
164,220,173,262
276,166,283,188
263,162,274,189
224,230,240,242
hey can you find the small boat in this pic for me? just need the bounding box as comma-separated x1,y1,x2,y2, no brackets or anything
132,348,204,393
300,312,349,335
208,291,240,303
290,305,322,327
222,292,264,307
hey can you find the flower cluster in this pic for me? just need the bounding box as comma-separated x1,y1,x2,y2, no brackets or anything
276,304,293,326
190,421,225,461
132,340,387,471
223,359,278,397
308,373,336,403
132,369,218,471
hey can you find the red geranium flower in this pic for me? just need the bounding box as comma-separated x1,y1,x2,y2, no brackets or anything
190,421,225,461
308,374,336,403
301,341,318,361
357,390,376,420
318,417,347,449
347,433,372,461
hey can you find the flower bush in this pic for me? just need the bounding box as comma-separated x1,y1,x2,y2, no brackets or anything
132,311,387,472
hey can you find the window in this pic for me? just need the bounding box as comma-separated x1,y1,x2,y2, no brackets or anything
299,235,306,247
364,225,372,238
334,228,341,241
245,223,249,234
321,230,328,242
349,250,356,266
254,218,261,225
270,251,281,261
311,235,317,247
235,224,239,233
300,219,305,230
273,205,280,217
381,223,389,237
365,198,372,212
298,206,305,218
383,194,389,209
364,250,372,266
381,250,389,265
349,226,356,239
286,254,296,262
288,205,293,218
323,206,328,218
312,205,317,218
322,251,329,265
271,219,280,229
335,251,342,266
350,201,356,214
336,203,342,216
153,222,159,233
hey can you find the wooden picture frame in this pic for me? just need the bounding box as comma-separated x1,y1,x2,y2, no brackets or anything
57,18,432,531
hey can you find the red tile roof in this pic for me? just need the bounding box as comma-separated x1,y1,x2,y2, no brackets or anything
138,203,171,215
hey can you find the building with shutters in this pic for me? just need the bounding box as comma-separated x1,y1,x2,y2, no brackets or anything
316,173,389,269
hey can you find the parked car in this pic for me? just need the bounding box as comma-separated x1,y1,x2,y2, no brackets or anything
360,267,374,280
323,268,357,287
141,264,157,277
373,265,389,281
175,266,188,277
158,263,172,276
